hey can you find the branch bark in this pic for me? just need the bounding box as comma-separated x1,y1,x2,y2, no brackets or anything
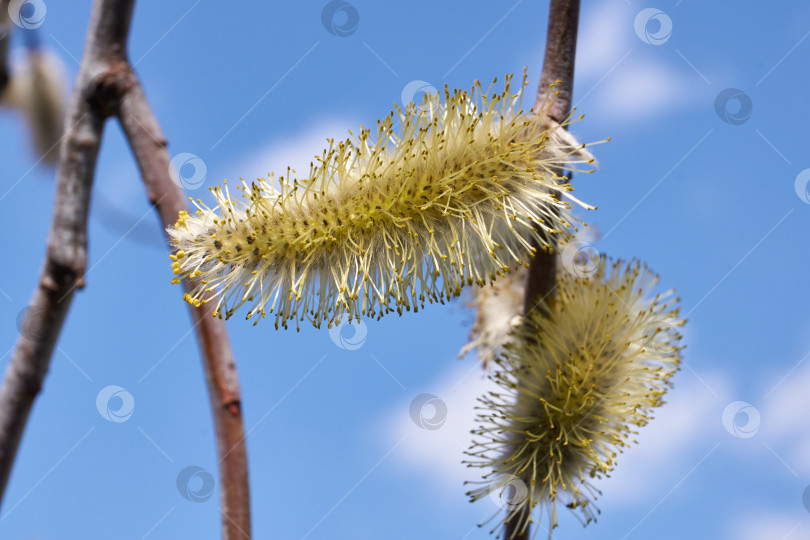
509,0,580,538
0,1,251,537
522,0,581,318
0,0,123,503
118,83,251,540
0,1,10,93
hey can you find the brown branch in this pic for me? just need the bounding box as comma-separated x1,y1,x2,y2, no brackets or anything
118,82,251,540
534,0,580,120
0,1,10,93
509,1,580,539
0,0,125,502
522,0,581,319
0,1,251,537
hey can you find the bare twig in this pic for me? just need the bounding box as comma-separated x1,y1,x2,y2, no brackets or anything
0,0,123,503
509,1,580,538
118,83,251,539
0,1,251,537
522,0,581,318
0,1,12,93
534,0,579,120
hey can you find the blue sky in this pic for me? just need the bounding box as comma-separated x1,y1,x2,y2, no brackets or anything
1,0,810,538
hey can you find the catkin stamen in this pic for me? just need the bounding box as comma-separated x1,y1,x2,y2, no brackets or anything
169,71,604,329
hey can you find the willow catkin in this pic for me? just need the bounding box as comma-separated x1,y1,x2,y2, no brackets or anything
465,257,684,539
458,265,527,369
169,72,601,329
2,49,67,164
459,226,601,368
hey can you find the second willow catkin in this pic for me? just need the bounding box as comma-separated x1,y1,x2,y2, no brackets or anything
465,257,684,538
169,72,601,329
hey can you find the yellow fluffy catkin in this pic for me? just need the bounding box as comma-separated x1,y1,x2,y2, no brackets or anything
458,266,527,369
465,257,684,539
168,72,601,329
2,49,67,164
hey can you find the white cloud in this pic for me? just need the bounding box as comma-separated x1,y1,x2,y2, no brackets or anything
384,356,729,507
759,350,810,475
595,369,729,505
730,511,810,540
574,1,701,122
234,119,357,184
723,341,810,540
584,59,694,121
384,361,497,496
576,0,631,80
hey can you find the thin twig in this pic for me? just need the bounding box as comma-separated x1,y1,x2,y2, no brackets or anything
0,0,10,93
0,0,124,503
522,0,581,317
0,1,251,537
118,82,251,540
509,1,580,538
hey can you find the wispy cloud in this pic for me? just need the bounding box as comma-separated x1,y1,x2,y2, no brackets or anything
576,1,631,80
574,1,702,123
596,369,730,505
760,345,810,476
382,354,729,508
234,119,358,183
731,510,810,540
383,361,496,497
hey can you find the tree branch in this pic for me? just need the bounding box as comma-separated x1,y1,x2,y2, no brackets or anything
118,81,251,540
0,0,123,503
510,1,580,538
0,1,10,93
0,1,251,538
535,0,579,119
522,0,581,319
